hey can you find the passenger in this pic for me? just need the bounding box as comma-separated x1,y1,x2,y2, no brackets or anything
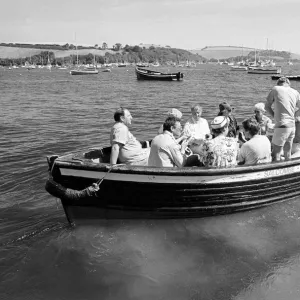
158,108,182,134
110,107,150,165
218,102,239,138
291,106,300,158
158,108,187,144
238,103,272,145
238,118,271,165
201,116,239,168
265,76,300,161
183,105,210,140
148,116,190,167
252,103,272,135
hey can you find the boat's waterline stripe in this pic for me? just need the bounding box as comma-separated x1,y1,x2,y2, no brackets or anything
59,165,300,184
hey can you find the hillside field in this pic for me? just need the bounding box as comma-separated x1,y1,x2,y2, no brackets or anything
0,46,117,58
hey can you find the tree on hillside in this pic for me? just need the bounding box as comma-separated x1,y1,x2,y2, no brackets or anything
102,42,108,50
113,43,122,51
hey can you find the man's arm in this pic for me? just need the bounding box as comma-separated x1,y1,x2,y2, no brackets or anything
110,142,122,164
169,140,189,167
265,90,275,118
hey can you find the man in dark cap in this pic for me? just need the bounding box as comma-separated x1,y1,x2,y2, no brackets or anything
218,102,238,138
265,76,300,161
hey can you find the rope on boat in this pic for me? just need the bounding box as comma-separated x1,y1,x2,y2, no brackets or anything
45,163,125,201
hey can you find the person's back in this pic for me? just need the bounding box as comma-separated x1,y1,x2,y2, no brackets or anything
265,77,300,161
148,133,178,167
148,117,188,167
201,116,238,168
239,135,271,165
267,85,299,127
238,118,271,165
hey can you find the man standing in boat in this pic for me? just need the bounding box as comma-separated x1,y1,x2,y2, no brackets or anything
110,107,150,165
265,77,300,161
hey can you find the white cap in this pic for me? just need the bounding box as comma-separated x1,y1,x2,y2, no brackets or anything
211,116,227,129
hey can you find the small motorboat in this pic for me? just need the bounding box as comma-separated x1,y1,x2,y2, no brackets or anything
271,75,300,81
45,146,300,225
135,67,183,81
102,68,111,72
248,67,281,74
70,68,99,75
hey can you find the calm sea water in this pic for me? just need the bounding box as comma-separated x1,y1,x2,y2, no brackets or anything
1,65,300,300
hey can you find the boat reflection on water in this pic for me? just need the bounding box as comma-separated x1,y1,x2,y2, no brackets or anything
62,197,300,300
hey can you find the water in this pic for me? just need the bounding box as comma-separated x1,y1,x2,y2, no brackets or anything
1,65,300,300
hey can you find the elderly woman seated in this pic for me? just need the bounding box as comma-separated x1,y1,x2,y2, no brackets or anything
200,116,239,168
183,104,211,153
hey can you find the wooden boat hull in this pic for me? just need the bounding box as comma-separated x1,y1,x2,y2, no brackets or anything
70,69,99,75
135,67,183,81
272,75,300,81
248,67,281,74
45,148,300,224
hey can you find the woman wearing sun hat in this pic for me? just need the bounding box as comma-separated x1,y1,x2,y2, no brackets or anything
201,116,239,168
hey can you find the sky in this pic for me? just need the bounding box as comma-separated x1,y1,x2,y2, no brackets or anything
1,0,300,53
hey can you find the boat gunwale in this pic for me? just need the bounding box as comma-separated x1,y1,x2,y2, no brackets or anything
53,153,300,176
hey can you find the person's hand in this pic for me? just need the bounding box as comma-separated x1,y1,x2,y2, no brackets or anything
181,139,190,153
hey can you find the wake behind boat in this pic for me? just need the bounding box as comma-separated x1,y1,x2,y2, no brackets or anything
45,146,300,224
135,67,183,81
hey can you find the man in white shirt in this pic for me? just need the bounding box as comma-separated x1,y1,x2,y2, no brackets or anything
110,107,150,165
148,116,189,167
265,77,300,161
238,118,271,165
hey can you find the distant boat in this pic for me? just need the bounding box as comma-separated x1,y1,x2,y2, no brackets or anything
117,63,127,67
230,65,248,71
271,75,300,81
135,67,183,81
102,68,111,72
248,67,281,74
70,40,98,75
70,69,99,75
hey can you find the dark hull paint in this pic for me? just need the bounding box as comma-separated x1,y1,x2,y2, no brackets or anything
70,69,99,75
135,67,183,81
272,75,300,81
45,149,300,224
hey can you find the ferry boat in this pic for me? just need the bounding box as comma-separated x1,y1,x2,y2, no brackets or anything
45,146,300,224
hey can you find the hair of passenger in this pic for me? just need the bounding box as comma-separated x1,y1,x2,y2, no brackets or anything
163,116,181,132
114,107,126,122
242,118,260,136
191,104,202,112
211,125,228,136
277,76,290,86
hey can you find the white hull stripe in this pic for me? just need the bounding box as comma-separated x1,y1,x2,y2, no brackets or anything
59,165,300,184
